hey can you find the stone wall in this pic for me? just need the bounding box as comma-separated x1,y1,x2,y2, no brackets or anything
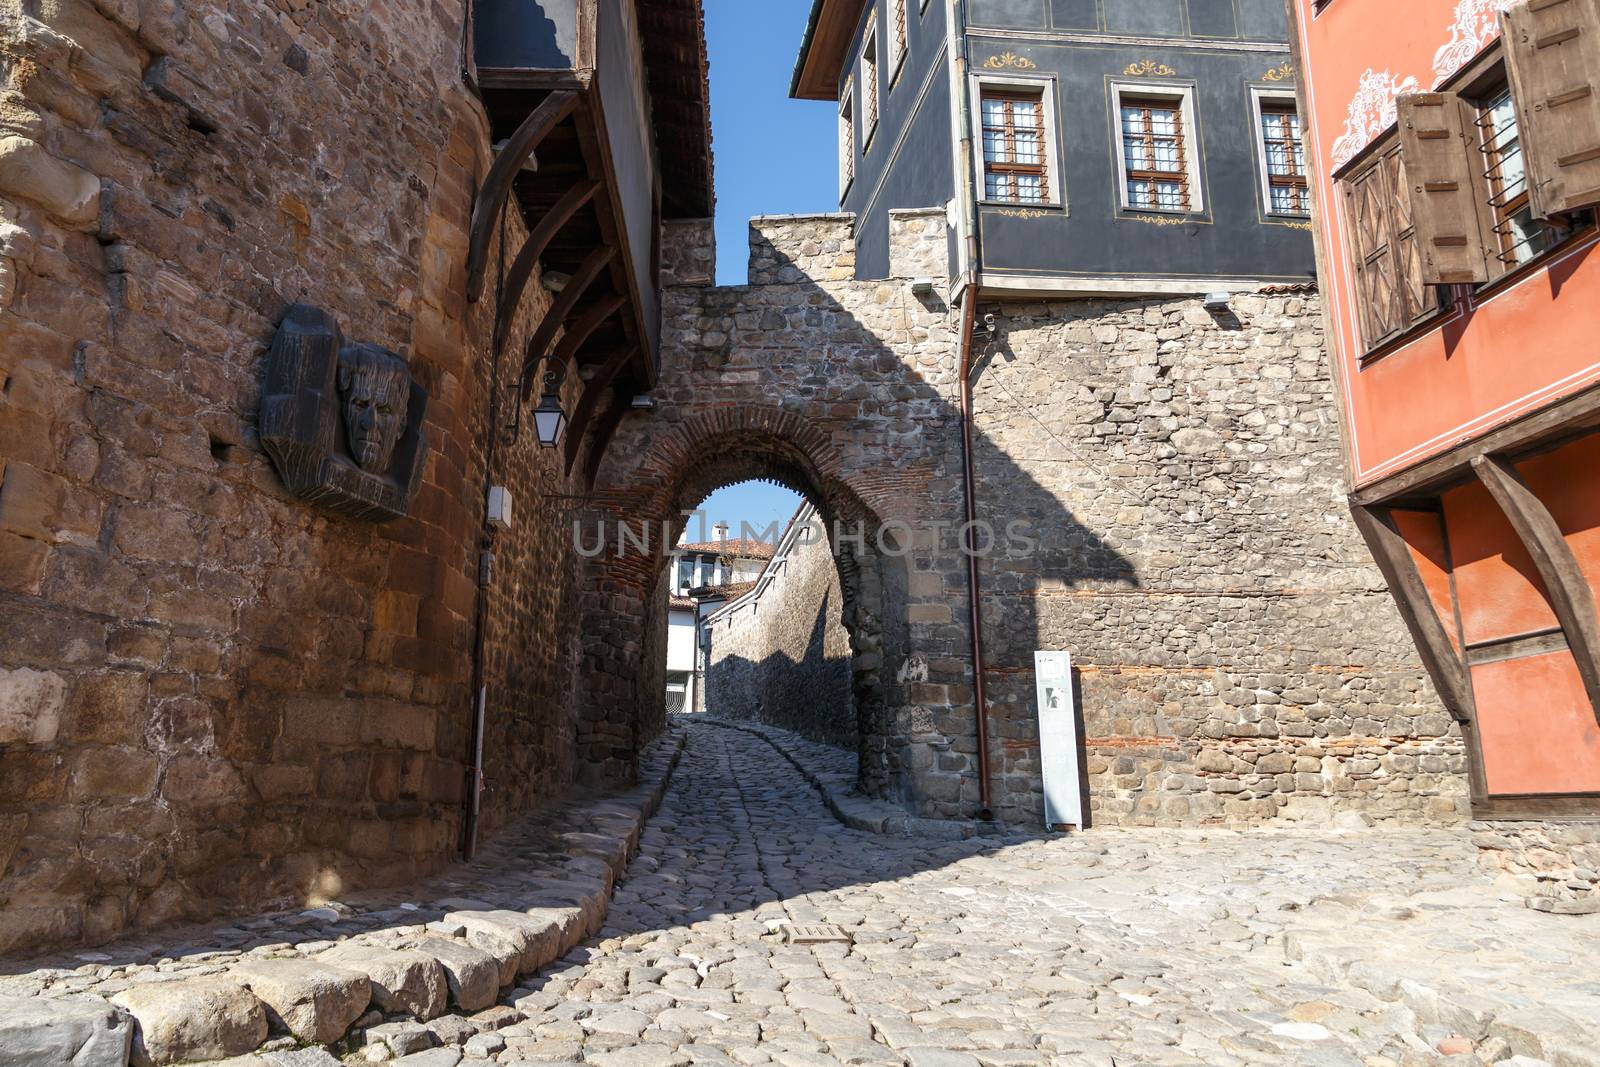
0,0,588,954
704,507,856,748
586,207,1464,830
1472,820,1600,915
969,294,1468,828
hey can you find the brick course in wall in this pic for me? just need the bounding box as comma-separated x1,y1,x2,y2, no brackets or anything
702,505,856,749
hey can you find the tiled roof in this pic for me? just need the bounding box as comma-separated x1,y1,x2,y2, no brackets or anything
679,538,775,560
690,580,760,602
669,595,698,611
1258,282,1318,294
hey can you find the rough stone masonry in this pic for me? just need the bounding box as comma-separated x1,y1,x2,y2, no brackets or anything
0,0,592,956
0,0,1464,964
594,209,1463,830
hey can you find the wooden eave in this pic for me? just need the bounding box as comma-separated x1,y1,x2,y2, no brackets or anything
637,0,715,216
791,0,868,101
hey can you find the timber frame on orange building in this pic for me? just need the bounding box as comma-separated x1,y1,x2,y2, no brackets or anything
1289,0,1600,817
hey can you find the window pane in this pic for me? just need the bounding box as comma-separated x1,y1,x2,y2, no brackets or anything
1014,128,1039,164
1017,174,1043,202
1270,184,1299,213
983,128,1007,163
986,172,1009,200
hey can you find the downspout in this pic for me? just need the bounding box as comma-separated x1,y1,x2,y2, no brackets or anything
950,0,993,820
463,207,509,861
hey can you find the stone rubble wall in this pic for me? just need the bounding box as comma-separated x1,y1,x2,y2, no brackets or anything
969,293,1468,827
703,507,856,749
593,207,1463,829
0,0,589,955
1472,820,1600,914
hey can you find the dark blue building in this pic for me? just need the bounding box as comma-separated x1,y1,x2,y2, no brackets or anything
793,0,1315,292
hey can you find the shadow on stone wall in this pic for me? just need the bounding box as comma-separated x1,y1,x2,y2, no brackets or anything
579,214,1138,825
705,587,857,752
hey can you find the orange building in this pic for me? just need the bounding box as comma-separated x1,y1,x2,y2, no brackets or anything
1290,0,1600,816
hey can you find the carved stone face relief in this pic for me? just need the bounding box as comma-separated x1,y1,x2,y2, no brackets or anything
259,304,429,522
338,343,411,475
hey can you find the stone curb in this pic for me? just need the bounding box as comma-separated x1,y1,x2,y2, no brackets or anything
692,717,987,840
0,725,689,1067
1286,924,1600,1066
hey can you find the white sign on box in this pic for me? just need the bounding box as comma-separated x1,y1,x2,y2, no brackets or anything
1034,650,1084,830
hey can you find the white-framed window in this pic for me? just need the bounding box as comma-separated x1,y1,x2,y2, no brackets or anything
971,74,1063,208
1251,89,1309,217
1112,82,1203,214
889,0,908,80
861,29,880,145
839,78,856,198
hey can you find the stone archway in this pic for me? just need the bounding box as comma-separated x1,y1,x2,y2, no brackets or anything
574,406,912,802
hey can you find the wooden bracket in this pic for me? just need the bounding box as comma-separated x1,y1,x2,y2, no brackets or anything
492,179,601,353
564,343,637,474
520,244,615,384
583,389,633,489
1349,502,1475,723
466,90,580,303
1473,453,1600,725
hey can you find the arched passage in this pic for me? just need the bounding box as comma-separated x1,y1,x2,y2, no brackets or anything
576,407,913,802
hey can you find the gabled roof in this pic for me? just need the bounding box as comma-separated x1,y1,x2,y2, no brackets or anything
679,538,776,560
791,0,868,100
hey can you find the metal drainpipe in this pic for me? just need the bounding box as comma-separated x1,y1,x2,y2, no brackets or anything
463,207,508,861
951,0,993,821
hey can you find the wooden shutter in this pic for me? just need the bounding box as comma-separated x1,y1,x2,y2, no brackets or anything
1397,92,1489,284
1503,0,1600,215
1344,161,1401,346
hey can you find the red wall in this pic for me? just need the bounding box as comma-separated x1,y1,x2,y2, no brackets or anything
1293,0,1600,487
1421,438,1600,796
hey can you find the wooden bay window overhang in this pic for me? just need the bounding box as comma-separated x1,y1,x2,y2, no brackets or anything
792,0,869,100
466,0,713,481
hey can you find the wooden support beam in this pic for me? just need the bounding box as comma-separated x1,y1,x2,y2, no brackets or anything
1473,454,1600,725
491,179,601,352
583,388,633,489
564,343,638,474
521,294,625,403
521,244,615,380
1349,502,1475,722
466,90,580,303
552,294,625,364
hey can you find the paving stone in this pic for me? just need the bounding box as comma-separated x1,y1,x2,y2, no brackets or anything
0,993,133,1067
365,1020,437,1056
391,1049,461,1067
414,939,501,1013
316,945,449,1022
111,977,268,1066
230,957,372,1044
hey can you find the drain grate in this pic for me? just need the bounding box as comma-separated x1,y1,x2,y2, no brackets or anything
783,923,853,945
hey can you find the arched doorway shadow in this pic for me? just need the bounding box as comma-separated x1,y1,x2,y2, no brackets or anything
580,410,914,804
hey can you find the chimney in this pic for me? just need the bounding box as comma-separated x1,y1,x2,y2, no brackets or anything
714,521,730,543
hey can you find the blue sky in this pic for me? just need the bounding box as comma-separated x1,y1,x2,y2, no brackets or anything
684,480,806,546
706,0,837,287
685,0,829,533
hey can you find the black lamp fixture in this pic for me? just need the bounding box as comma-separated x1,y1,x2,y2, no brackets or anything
532,364,567,449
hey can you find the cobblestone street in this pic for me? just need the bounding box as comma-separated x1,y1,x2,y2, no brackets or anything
5,719,1598,1067
519,721,1596,1067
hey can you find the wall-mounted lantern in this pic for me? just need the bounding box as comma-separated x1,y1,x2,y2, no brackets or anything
532,367,567,449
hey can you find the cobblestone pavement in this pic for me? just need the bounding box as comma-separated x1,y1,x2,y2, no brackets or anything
4,719,1596,1067
513,721,1595,1067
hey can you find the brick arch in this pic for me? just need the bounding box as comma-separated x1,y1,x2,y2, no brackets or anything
629,405,898,532
578,404,913,799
